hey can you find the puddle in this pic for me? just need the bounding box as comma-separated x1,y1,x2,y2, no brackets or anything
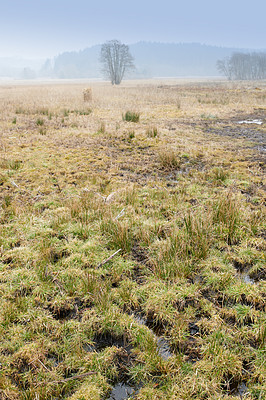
241,273,255,285
231,381,249,398
107,382,136,400
83,332,130,354
192,274,203,284
223,378,249,398
189,322,199,336
91,333,129,352
83,335,139,399
237,119,263,125
237,272,255,285
133,314,173,360
156,337,173,360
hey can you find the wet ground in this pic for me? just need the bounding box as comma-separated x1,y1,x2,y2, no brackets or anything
82,314,174,400
202,110,266,165
107,382,137,400
133,314,173,361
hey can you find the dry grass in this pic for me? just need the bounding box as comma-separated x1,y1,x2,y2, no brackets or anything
0,78,265,399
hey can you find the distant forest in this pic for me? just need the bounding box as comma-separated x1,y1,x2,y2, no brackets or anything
41,42,247,79
217,52,266,80
1,42,266,79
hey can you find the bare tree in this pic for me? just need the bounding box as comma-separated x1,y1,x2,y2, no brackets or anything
100,40,135,85
217,52,266,80
216,58,232,80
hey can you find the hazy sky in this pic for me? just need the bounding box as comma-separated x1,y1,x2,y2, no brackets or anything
1,0,265,58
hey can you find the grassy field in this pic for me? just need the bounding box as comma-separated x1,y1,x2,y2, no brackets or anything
0,79,265,400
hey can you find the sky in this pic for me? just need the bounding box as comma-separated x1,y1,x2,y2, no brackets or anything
0,0,265,58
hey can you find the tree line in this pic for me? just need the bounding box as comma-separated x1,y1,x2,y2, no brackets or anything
217,52,266,80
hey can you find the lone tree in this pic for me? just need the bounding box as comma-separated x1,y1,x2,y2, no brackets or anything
100,39,135,85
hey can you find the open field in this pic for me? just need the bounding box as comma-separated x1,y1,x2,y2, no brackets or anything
0,79,265,399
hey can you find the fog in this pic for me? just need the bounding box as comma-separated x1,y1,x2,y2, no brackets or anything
0,0,265,79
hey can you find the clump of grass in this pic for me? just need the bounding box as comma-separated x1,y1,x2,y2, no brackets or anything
3,159,22,170
36,118,44,126
98,122,106,134
159,149,180,169
210,167,229,183
212,193,242,245
0,173,7,186
38,108,49,115
128,130,135,139
200,113,217,119
2,194,12,208
182,211,213,261
63,109,70,117
39,128,47,135
12,117,17,124
146,126,159,138
74,108,92,115
122,111,140,123
15,107,27,114
100,218,134,253
152,209,213,279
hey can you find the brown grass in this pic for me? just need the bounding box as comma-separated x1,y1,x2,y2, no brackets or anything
0,78,265,400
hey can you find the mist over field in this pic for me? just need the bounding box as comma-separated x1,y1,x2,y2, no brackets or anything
0,0,265,80
1,42,266,80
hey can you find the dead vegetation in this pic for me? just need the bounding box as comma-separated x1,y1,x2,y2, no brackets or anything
0,79,265,399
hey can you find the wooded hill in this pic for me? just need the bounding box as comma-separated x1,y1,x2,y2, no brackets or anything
1,42,265,79
42,42,266,79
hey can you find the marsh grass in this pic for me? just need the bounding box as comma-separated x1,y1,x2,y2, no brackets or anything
209,166,229,183
122,110,140,122
159,149,180,169
0,80,265,399
36,118,44,127
128,130,135,139
146,126,159,138
97,121,106,134
7,159,22,170
100,217,134,253
212,193,242,245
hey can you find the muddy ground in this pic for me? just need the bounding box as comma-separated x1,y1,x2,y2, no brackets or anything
202,110,266,165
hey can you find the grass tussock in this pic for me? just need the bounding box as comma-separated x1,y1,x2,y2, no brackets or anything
122,110,140,122
159,149,180,169
0,80,265,399
146,126,159,138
